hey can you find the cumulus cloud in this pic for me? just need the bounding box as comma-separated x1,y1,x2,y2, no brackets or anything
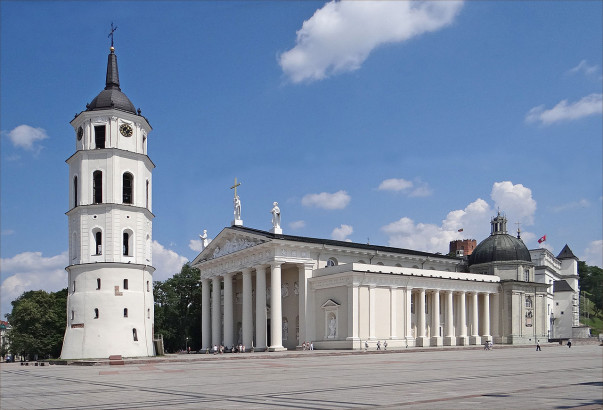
378,178,433,197
279,0,463,83
583,240,603,268
5,124,49,152
289,220,306,230
1,251,68,318
382,181,538,253
567,60,598,76
152,241,189,281
331,224,353,241
526,93,602,125
302,190,351,210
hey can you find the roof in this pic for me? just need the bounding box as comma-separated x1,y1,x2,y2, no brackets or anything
468,233,532,266
557,244,578,261
228,225,459,260
86,48,137,114
553,279,575,292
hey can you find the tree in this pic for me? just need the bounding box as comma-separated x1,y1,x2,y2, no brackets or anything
153,264,201,352
578,261,603,311
5,289,67,359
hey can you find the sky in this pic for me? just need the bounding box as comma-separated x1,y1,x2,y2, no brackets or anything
1,1,602,319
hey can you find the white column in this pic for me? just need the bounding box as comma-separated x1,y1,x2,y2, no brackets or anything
255,265,267,351
430,289,442,346
405,287,414,346
347,284,359,345
369,285,376,340
269,262,285,351
492,292,500,341
417,288,429,346
458,291,468,345
242,268,253,348
211,276,221,346
469,292,481,345
443,290,455,346
390,287,398,339
223,273,234,348
201,278,211,349
482,293,491,340
298,263,313,347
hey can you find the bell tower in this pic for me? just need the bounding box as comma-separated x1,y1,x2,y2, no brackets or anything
61,44,155,359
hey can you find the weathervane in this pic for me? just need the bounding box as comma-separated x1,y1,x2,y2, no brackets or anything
108,22,118,48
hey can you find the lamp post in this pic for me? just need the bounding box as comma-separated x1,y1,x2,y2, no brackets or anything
185,337,189,353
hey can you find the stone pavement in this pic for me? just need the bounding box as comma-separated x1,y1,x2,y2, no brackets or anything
1,344,601,409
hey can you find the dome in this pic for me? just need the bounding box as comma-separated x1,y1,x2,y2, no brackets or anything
468,233,532,266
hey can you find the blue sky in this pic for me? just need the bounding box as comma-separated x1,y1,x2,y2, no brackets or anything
1,1,602,318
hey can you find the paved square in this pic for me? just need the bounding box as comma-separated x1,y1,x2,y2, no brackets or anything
1,345,601,409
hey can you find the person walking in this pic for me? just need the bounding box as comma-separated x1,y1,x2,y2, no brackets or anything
376,341,381,350
567,339,572,348
536,340,541,351
365,340,369,351
384,341,388,350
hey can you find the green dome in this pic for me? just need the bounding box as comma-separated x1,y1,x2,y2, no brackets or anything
468,233,532,266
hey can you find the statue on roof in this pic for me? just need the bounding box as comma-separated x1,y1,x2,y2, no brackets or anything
271,202,281,229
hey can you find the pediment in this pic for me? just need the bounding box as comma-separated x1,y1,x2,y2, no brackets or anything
192,228,269,264
321,299,340,308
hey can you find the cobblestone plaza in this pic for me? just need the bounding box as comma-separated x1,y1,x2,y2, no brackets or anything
1,344,601,409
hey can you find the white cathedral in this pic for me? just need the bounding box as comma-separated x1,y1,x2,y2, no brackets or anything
61,46,583,359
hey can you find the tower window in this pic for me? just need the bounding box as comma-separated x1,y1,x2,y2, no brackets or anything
524,270,530,282
73,176,78,207
123,173,133,204
132,328,138,341
146,180,149,209
147,308,150,319
94,231,102,255
71,310,74,320
97,278,101,290
72,280,76,292
123,279,129,290
94,308,99,319
147,281,150,292
93,171,103,203
94,125,106,149
123,232,130,256
124,308,128,318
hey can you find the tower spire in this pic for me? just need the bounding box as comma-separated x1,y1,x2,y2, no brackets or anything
105,47,120,91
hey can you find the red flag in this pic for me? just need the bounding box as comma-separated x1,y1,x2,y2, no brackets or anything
538,235,546,243
458,228,464,232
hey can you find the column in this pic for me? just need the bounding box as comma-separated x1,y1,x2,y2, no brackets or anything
404,287,414,347
491,292,500,342
390,287,398,340
369,285,376,340
458,291,468,345
469,292,481,345
201,278,211,349
416,288,429,346
430,289,442,346
255,265,267,351
298,263,313,347
443,290,456,346
482,293,491,341
223,273,234,348
269,262,285,351
211,276,221,346
346,284,359,346
242,268,253,348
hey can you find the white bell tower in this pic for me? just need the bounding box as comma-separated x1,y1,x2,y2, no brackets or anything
61,45,155,359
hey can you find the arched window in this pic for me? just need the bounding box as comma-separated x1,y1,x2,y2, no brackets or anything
123,172,133,204
94,231,102,255
96,278,101,290
123,308,128,318
132,328,138,341
123,232,129,256
123,279,129,290
147,281,150,292
146,180,149,209
94,125,106,149
94,308,99,319
93,171,102,204
73,176,78,207
326,258,338,267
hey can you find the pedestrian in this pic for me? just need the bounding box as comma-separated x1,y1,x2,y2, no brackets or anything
365,340,369,351
384,341,388,350
536,340,541,351
377,341,381,350
310,342,314,351
567,339,572,348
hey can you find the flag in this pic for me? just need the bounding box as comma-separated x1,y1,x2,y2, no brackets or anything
458,228,464,232
538,235,546,243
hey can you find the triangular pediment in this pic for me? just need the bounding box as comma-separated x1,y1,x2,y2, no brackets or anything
191,227,269,265
321,299,340,308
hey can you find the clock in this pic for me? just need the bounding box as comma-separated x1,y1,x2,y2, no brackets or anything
119,123,133,137
77,127,83,141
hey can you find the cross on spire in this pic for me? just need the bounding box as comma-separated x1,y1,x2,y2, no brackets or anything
108,22,118,48
230,177,241,197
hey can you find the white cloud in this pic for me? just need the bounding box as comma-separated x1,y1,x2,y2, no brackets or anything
582,240,603,268
189,239,204,252
6,125,49,152
279,0,463,83
331,224,353,241
551,199,590,213
378,178,413,192
526,93,602,125
1,251,68,319
567,60,598,76
302,190,351,210
151,241,189,281
289,220,306,230
381,181,538,253
409,181,433,197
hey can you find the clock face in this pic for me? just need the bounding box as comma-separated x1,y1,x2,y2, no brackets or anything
77,127,83,141
120,123,133,137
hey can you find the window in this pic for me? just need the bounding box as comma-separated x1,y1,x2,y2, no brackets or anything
94,125,106,149
123,279,129,290
142,135,146,153
411,294,415,314
95,231,102,255
96,278,101,290
72,280,76,292
524,269,530,282
326,258,338,267
123,308,128,318
132,328,138,341
93,171,102,203
123,232,130,256
73,176,78,207
147,281,150,292
145,180,149,208
525,296,533,309
71,310,74,320
94,308,99,319
123,173,133,204
147,308,150,319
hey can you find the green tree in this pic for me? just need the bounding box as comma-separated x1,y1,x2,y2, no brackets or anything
153,264,201,352
578,261,603,311
6,288,67,359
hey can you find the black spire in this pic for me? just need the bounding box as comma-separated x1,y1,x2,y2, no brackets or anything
105,48,120,90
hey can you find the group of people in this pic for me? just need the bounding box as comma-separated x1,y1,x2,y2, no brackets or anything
301,341,314,350
363,340,387,350
208,344,248,354
483,340,493,350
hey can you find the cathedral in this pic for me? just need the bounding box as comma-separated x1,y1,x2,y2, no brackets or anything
60,46,582,359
